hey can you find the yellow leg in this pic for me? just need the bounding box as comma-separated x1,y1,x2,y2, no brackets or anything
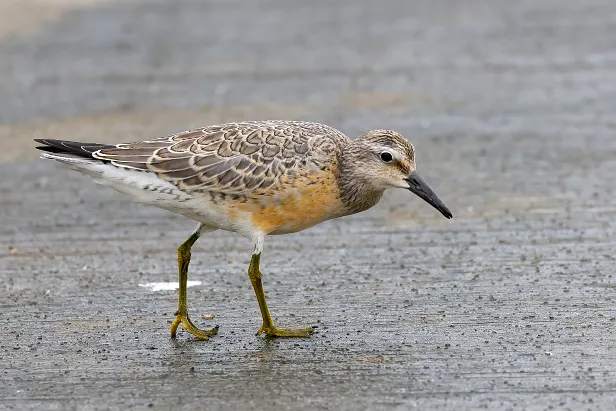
248,252,314,338
169,227,218,340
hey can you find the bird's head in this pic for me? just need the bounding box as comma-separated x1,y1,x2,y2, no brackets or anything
344,129,452,219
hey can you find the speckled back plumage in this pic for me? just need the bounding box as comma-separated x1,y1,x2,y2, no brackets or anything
93,120,350,199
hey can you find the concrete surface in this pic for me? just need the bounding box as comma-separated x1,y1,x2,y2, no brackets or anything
1,0,616,410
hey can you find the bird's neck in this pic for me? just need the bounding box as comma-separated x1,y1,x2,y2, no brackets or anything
337,150,384,216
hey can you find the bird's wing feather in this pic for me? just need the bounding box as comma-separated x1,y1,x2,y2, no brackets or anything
93,121,347,197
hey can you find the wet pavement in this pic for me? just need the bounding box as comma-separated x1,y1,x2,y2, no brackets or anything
1,0,616,410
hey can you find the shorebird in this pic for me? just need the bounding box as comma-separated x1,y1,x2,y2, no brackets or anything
35,120,452,340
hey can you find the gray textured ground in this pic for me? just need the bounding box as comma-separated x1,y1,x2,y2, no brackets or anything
1,0,616,410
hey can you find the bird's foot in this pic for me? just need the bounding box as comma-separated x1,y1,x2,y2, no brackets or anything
170,311,219,341
257,324,314,338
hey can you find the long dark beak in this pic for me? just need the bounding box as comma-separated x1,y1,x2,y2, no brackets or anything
404,172,453,219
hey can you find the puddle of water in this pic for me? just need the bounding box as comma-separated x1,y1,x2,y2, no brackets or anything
138,281,201,292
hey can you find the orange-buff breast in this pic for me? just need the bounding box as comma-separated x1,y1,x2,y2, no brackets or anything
227,171,344,235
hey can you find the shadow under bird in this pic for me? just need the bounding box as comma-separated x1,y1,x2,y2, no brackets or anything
35,120,452,340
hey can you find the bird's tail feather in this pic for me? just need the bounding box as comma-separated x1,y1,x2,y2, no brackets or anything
35,138,115,174
39,151,99,165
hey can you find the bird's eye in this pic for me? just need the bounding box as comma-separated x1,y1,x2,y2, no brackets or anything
380,151,394,163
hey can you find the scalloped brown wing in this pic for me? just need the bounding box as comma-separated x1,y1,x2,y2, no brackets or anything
93,121,348,198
